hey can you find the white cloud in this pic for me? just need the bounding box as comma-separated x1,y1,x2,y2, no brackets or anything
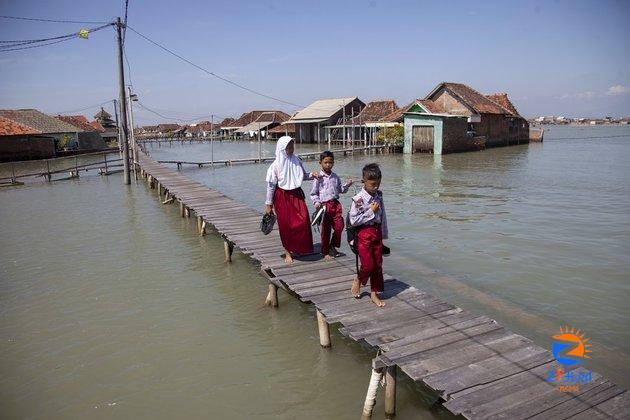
606,84,630,96
556,91,597,100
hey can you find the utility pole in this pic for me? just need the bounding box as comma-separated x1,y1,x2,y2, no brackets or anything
342,101,346,148
116,17,131,185
112,99,122,155
210,114,214,166
127,87,138,179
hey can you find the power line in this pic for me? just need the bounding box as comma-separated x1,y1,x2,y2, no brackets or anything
53,100,114,115
126,25,306,109
135,101,228,123
0,23,113,52
0,15,111,24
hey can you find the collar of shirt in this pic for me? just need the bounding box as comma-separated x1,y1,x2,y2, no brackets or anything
358,187,378,203
319,170,335,178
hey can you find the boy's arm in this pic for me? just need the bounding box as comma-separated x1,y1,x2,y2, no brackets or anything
349,195,375,226
339,177,350,194
310,179,321,207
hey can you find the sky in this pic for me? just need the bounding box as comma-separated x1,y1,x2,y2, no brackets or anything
1,0,629,125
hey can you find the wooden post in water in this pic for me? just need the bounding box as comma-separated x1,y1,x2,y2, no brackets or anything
316,309,331,348
265,283,278,307
224,239,234,262
197,216,203,235
179,201,185,217
385,365,397,417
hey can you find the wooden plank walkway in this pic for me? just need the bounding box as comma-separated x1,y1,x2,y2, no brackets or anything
136,151,628,419
154,144,391,169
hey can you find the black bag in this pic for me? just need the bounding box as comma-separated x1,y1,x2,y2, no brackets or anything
345,212,361,255
260,212,276,235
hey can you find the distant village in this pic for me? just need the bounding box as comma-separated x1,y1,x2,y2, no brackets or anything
529,115,630,125
1,81,566,162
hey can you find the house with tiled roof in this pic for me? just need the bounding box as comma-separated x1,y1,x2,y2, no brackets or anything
92,107,118,141
0,108,81,151
402,82,529,154
55,115,107,150
234,111,290,138
0,115,56,162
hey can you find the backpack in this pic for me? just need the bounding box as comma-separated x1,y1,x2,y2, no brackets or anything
345,212,362,255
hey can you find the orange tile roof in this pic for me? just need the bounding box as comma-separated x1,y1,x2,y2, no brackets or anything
0,116,40,136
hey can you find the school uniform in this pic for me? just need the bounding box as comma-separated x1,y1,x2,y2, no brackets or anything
310,170,350,256
265,136,314,255
349,188,388,292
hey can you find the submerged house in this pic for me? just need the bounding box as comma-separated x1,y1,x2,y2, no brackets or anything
0,116,56,162
403,82,529,154
55,115,107,150
286,97,365,143
233,111,290,139
93,107,118,142
0,109,83,151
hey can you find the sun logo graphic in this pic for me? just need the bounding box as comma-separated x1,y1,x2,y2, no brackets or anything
551,326,592,366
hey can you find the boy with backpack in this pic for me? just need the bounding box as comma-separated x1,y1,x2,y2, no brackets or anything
348,163,388,307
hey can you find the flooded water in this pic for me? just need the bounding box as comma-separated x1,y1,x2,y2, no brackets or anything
1,125,629,418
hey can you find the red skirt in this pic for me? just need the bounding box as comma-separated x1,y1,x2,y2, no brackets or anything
273,187,314,255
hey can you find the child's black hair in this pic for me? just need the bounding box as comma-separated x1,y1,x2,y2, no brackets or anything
319,150,334,161
362,163,382,181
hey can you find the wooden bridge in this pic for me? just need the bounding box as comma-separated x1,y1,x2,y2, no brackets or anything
136,151,628,419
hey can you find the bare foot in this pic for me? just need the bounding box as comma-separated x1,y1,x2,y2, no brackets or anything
284,252,294,264
351,278,361,297
370,292,386,307
324,254,334,261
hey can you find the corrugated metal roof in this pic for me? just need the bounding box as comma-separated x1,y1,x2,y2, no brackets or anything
289,97,357,121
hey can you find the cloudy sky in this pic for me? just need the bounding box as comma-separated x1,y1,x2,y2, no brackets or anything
1,0,629,124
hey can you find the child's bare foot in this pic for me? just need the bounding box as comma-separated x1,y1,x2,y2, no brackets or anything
324,254,334,261
370,292,386,307
351,278,361,298
284,252,294,264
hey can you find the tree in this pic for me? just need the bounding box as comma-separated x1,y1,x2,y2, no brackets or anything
375,125,404,146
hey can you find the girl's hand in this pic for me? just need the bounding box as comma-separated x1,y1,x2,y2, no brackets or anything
311,171,320,178
370,201,380,213
314,202,322,209
265,205,273,214
347,179,353,186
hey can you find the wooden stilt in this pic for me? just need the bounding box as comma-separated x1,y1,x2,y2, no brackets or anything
157,182,162,196
201,220,207,236
179,201,185,217
316,309,331,348
223,239,234,262
184,206,190,218
385,365,397,417
197,216,203,235
265,283,278,307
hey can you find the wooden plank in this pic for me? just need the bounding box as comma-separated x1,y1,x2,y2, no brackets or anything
571,391,629,420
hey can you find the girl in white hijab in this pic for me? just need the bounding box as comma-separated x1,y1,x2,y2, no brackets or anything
265,136,319,263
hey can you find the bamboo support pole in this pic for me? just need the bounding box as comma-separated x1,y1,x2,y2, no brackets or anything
265,283,278,307
362,367,384,417
316,309,331,348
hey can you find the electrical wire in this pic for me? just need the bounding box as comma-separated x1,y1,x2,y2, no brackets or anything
0,15,111,24
126,25,306,109
53,100,114,115
135,102,228,123
0,23,113,52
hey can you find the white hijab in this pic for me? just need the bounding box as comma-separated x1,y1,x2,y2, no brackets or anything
266,136,305,190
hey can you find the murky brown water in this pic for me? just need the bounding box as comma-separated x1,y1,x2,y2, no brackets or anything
1,125,629,418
